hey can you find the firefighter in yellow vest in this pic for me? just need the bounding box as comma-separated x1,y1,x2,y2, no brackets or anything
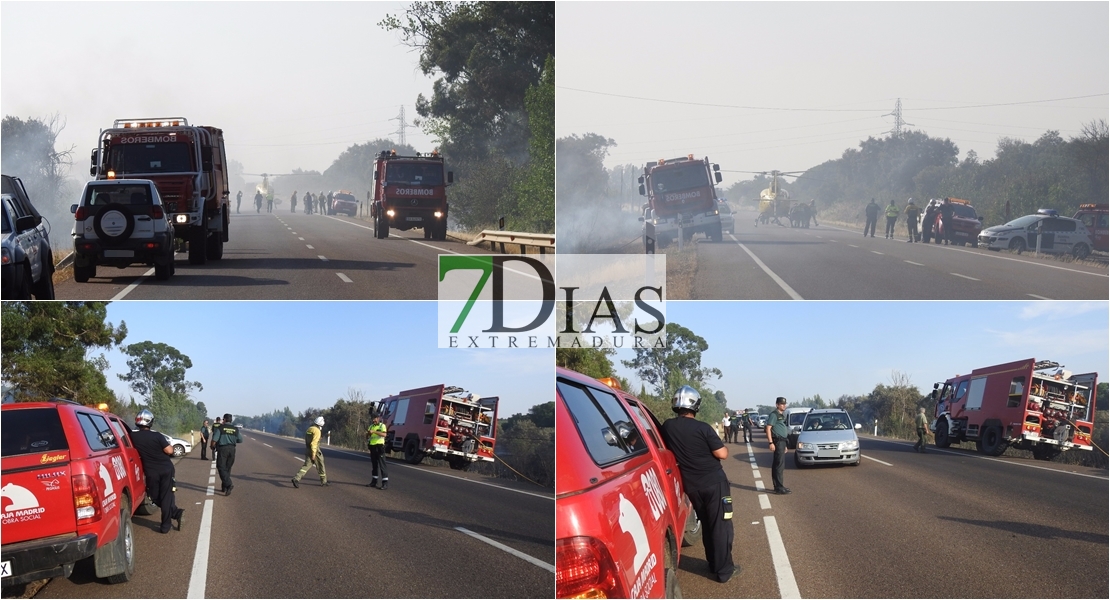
366,414,390,490
291,416,328,487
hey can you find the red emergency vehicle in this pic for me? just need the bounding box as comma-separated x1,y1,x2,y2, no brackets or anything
931,358,1097,460
376,385,496,471
556,368,699,599
90,117,230,265
638,155,724,251
370,150,452,240
1072,203,1107,252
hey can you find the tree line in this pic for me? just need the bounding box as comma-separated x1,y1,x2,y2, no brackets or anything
557,325,1109,469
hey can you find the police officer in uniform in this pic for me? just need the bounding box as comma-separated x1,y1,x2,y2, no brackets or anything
200,419,210,461
132,410,184,533
212,413,242,495
765,397,791,494
210,417,221,463
660,386,736,583
292,416,328,487
366,413,389,489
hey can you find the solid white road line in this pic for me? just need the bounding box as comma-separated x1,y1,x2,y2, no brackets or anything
455,527,555,573
862,454,893,466
110,267,155,300
764,516,801,599
728,234,804,300
186,498,214,599
951,273,979,281
336,273,353,283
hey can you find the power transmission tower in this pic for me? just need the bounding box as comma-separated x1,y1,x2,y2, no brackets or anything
390,105,409,146
883,98,914,138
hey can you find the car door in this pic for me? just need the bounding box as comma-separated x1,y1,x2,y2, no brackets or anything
623,395,689,541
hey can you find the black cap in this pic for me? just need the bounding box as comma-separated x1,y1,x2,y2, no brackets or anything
776,397,787,405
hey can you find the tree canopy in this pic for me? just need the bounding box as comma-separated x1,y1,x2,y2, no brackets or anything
118,341,203,401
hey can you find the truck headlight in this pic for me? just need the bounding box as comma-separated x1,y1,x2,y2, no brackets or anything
434,211,443,218
176,215,188,224
386,209,395,217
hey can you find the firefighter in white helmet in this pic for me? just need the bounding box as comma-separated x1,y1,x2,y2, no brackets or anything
292,416,328,488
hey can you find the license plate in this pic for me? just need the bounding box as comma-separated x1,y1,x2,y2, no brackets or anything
818,448,841,458
406,217,423,222
1,560,11,577
103,249,135,258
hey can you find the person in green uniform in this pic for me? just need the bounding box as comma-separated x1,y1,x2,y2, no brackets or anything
885,200,901,239
765,397,791,494
292,416,328,488
212,413,242,495
904,199,921,243
914,407,930,453
366,414,390,489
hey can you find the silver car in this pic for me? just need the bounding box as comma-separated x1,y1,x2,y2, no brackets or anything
718,200,735,234
794,409,861,467
978,213,1093,259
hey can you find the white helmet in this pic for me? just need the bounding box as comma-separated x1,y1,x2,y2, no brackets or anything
135,409,154,427
314,416,325,427
671,385,702,413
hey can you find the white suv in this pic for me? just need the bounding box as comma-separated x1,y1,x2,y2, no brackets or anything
978,212,1093,259
71,179,176,281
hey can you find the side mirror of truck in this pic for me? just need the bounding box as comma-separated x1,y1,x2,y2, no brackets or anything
447,171,454,184
637,175,645,185
638,184,646,196
715,172,723,184
713,164,720,172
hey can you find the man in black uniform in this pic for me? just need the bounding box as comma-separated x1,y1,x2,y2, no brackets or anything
212,413,242,495
210,417,221,463
660,386,736,583
200,419,210,460
132,409,184,533
765,397,791,495
864,198,880,237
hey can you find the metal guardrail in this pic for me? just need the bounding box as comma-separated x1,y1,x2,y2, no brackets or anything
55,251,75,270
467,230,555,254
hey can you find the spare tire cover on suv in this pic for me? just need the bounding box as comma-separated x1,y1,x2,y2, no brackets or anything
93,203,136,243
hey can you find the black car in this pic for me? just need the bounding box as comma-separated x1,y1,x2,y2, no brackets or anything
1,174,55,299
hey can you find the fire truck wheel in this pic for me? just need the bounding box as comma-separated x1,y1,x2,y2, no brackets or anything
934,418,951,448
681,509,701,548
105,497,135,583
663,539,680,598
206,231,223,260
1032,445,1060,461
423,228,432,240
189,227,208,265
403,439,422,464
980,426,1008,456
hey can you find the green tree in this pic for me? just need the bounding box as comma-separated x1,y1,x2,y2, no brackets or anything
621,321,722,398
321,139,418,195
118,341,203,402
510,55,554,233
555,347,616,379
1,302,127,407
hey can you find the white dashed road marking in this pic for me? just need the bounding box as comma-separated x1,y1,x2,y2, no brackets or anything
862,454,893,466
905,260,924,266
951,273,979,281
455,527,555,573
337,273,353,283
318,255,328,261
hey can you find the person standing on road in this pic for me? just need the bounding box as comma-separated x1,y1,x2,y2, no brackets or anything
292,416,328,488
730,412,742,445
132,410,184,533
290,190,298,214
366,414,390,489
765,397,791,495
318,192,327,215
266,193,274,213
212,413,242,495
885,200,900,239
921,199,938,243
938,198,955,245
660,386,736,583
721,412,733,444
904,199,921,243
740,411,753,444
864,199,879,237
254,190,263,213
236,190,242,214
914,407,930,453
808,199,819,227
210,417,221,463
200,419,210,461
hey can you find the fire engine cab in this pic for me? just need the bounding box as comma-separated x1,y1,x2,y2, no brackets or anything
931,358,1097,460
370,150,452,241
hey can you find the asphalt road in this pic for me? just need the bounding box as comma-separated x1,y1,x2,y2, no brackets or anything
31,431,554,599
53,211,498,300
692,219,1108,300
674,428,1108,599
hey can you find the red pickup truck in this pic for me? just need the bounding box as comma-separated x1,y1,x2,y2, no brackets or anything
1,401,151,589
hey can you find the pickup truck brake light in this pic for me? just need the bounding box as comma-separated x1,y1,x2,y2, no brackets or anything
556,536,625,598
72,473,102,524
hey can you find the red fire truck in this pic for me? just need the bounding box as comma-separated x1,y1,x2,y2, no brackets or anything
90,117,230,265
638,155,723,251
376,385,496,471
369,150,452,240
931,358,1098,460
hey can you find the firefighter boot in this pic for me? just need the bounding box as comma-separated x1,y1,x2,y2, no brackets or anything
380,479,388,490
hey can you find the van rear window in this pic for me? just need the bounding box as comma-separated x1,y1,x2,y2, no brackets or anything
1,408,69,457
558,379,645,466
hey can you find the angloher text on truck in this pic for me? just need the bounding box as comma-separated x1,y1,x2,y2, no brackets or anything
930,358,1098,459
90,117,230,265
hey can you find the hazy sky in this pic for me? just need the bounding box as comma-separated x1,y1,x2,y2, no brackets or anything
611,301,1109,411
99,301,553,421
2,1,438,179
556,1,1109,187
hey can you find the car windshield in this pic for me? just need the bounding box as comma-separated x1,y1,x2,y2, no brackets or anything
952,204,977,219
651,163,710,195
1003,215,1042,228
719,203,732,214
106,142,194,174
803,413,852,431
385,163,443,185
85,184,153,206
1,200,11,234
787,412,808,426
